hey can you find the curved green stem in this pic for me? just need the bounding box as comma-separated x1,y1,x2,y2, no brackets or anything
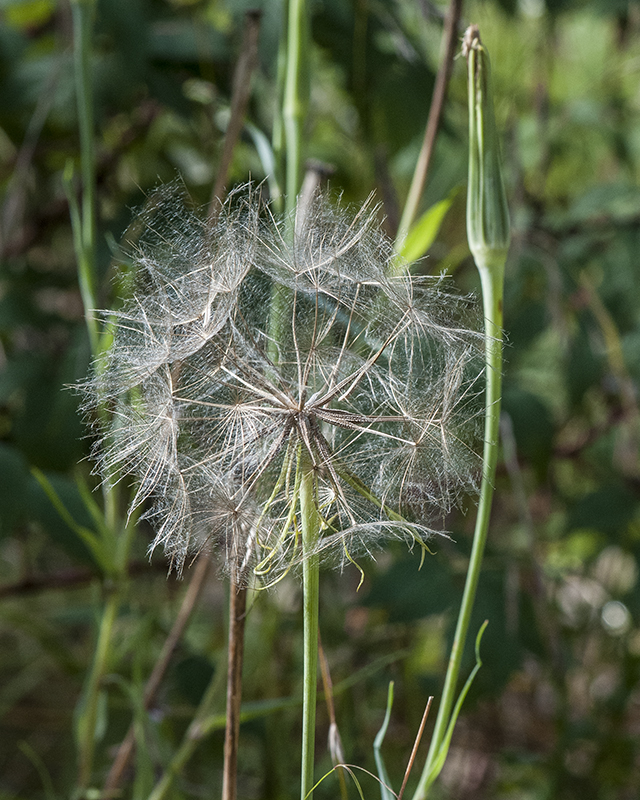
411,259,503,800
300,464,320,800
76,589,119,791
70,0,98,356
268,0,308,366
70,4,131,791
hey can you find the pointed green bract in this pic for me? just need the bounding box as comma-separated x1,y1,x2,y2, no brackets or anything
465,25,510,275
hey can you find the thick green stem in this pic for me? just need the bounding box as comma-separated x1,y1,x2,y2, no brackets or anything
76,589,119,791
411,261,503,800
300,465,320,800
268,0,308,365
283,0,307,219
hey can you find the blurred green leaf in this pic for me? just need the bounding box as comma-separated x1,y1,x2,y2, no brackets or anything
148,19,229,63
399,193,455,264
26,469,100,567
456,568,543,697
31,468,111,572
174,655,215,707
502,388,555,478
0,443,31,536
567,484,638,538
363,554,457,623
566,316,604,409
5,0,55,29
566,183,640,225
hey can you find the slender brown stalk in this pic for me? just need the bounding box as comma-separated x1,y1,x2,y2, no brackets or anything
210,15,261,792
396,0,464,247
221,567,248,800
209,10,262,220
1,61,60,258
318,636,348,800
397,697,433,800
103,555,212,795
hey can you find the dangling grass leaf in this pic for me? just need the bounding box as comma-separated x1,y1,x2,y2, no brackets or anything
373,681,396,800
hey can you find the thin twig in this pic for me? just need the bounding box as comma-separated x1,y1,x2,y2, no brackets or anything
221,567,248,800
397,697,433,800
102,555,212,795
579,270,640,476
209,10,262,220
395,0,464,247
211,15,262,794
0,58,61,258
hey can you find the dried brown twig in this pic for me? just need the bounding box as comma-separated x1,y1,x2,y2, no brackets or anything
222,566,248,800
398,697,433,800
318,636,348,800
209,10,262,220
396,0,464,246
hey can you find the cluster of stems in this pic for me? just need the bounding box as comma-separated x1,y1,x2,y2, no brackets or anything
69,1,508,798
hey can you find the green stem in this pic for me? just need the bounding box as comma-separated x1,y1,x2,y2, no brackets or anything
71,0,99,356
411,258,504,800
300,464,320,800
283,0,307,219
76,589,119,791
71,0,122,541
267,0,308,366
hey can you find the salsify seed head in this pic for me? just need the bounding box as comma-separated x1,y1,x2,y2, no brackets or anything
84,184,484,581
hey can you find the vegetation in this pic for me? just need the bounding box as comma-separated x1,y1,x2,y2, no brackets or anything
1,1,640,799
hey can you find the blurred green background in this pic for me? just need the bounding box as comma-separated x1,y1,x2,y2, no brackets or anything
1,0,640,798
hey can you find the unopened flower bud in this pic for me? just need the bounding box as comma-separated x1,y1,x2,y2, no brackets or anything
464,26,510,275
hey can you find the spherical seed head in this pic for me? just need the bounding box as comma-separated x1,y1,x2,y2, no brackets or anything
85,184,483,580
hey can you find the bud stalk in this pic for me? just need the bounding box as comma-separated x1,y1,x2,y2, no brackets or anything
465,25,510,278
